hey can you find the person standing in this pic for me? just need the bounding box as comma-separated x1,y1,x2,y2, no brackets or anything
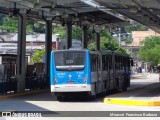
157,64,160,81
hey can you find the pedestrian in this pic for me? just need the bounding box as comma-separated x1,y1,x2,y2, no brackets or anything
157,64,160,81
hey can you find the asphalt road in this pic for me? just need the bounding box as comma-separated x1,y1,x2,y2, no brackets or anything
0,73,160,120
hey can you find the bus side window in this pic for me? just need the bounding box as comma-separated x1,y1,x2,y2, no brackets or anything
104,55,108,70
103,55,108,71
109,55,112,70
91,55,94,72
98,55,100,70
104,56,106,70
95,56,97,71
115,56,118,70
106,56,109,70
91,54,97,72
102,55,105,70
120,56,122,70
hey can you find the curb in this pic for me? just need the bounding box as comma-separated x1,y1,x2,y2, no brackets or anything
0,89,49,99
104,98,160,106
131,76,146,79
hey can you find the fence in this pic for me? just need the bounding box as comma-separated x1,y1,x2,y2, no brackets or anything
0,62,49,95
26,63,49,90
0,64,17,95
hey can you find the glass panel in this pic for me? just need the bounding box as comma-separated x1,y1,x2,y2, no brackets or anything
55,51,86,71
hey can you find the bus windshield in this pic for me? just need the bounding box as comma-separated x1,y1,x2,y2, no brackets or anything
54,51,86,71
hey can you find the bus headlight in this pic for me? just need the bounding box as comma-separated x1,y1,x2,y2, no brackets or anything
54,76,58,83
83,76,87,83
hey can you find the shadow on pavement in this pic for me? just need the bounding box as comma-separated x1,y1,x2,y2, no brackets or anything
107,82,160,99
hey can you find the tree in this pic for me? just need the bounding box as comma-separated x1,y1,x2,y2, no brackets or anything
139,36,160,65
88,30,127,54
125,24,148,33
31,48,45,63
53,26,66,39
0,16,18,32
33,22,45,33
72,27,82,40
0,16,45,33
52,26,96,41
53,26,82,39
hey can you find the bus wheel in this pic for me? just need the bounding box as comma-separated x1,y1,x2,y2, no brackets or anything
122,85,127,91
101,89,107,97
57,96,66,101
122,80,127,91
89,95,96,101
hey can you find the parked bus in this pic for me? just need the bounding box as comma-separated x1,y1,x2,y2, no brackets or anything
50,50,133,101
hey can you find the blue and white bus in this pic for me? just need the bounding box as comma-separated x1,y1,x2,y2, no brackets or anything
50,50,133,101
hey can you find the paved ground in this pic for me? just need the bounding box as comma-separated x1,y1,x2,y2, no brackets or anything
0,73,160,120
108,73,160,99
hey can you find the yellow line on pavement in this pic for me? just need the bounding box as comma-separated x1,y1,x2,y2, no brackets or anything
104,98,160,106
0,89,49,99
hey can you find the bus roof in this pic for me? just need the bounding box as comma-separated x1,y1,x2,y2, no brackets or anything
53,49,89,52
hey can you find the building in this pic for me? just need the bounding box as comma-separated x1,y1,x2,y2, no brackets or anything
132,29,160,46
0,33,82,62
121,30,160,72
0,33,65,54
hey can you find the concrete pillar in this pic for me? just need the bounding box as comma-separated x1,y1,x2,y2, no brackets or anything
95,32,100,50
66,21,72,49
55,34,60,50
17,9,27,93
56,37,60,50
45,19,52,79
82,26,88,49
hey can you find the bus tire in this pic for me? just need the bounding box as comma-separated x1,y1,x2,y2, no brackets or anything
90,95,96,100
122,85,127,91
57,96,66,101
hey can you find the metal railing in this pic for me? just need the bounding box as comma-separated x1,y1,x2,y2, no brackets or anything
0,63,49,95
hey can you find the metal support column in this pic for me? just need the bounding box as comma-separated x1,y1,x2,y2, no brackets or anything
66,21,72,49
45,19,52,80
82,26,88,49
95,32,100,50
17,9,27,93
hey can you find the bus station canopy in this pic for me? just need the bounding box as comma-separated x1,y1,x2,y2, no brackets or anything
95,0,160,33
0,0,160,32
0,0,130,29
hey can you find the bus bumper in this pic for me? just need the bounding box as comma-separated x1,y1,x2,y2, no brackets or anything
50,84,91,93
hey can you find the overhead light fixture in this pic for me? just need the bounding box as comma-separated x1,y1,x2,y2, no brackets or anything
34,23,40,28
91,22,96,26
73,17,79,22
50,10,60,16
129,7,138,13
84,16,87,19
143,15,150,21
8,13,13,21
136,11,143,17
94,25,100,33
51,4,56,9
50,9,55,13
37,21,45,24
62,13,69,19
33,0,41,9
111,28,119,34
101,25,106,30
154,20,158,23
49,3,56,13
81,20,90,26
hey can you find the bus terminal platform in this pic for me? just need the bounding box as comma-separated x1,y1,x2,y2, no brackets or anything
0,73,160,107
104,73,160,106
